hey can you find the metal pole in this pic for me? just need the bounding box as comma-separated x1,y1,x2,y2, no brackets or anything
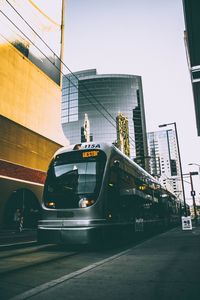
173,122,187,216
189,163,200,186
59,0,65,86
198,165,200,186
189,172,198,225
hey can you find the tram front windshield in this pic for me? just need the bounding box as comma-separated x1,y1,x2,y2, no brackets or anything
43,150,106,209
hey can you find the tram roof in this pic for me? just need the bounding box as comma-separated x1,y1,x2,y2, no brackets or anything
53,142,114,156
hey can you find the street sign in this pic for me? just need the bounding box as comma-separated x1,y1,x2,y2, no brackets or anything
181,216,192,230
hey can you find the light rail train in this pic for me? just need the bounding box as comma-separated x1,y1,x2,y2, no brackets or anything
37,142,181,245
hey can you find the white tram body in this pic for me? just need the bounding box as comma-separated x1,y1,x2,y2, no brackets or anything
37,142,181,245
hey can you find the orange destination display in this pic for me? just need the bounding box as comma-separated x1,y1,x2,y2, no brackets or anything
82,151,99,158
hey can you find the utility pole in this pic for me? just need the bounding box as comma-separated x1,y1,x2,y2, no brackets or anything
189,171,198,225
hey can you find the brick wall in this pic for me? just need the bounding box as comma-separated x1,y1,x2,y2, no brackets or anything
0,160,46,184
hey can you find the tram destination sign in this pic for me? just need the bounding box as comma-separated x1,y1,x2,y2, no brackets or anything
82,150,99,158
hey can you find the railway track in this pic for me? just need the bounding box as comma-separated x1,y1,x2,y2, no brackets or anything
0,240,136,300
0,243,78,276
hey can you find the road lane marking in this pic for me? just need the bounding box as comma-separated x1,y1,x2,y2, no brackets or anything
10,247,132,300
10,228,179,300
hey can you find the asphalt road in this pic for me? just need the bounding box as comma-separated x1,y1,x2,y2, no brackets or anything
8,225,200,300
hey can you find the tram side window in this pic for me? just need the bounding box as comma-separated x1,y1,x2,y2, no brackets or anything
143,202,152,219
108,166,119,187
119,169,134,190
158,198,168,217
107,159,138,205
118,168,138,209
167,200,174,214
107,163,121,215
169,200,178,215
151,201,160,219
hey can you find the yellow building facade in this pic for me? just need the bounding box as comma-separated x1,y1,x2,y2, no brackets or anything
0,0,68,228
0,43,66,145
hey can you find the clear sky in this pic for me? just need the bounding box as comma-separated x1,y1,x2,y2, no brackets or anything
63,0,200,200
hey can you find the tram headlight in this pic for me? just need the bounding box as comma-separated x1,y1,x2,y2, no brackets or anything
45,201,56,208
79,198,95,208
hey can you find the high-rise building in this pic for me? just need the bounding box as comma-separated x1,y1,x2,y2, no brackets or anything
62,69,149,170
116,112,130,157
81,113,91,143
147,130,182,197
133,89,149,170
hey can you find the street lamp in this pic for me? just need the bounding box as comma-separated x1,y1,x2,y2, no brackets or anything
188,163,200,184
188,163,200,168
158,122,187,215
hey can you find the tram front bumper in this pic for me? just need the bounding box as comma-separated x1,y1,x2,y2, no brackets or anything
37,224,102,245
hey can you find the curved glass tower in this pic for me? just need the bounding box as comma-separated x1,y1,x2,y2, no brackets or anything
62,69,148,169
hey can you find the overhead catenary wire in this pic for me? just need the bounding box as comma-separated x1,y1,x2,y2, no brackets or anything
2,0,140,150
1,10,119,129
0,9,119,137
3,0,118,127
4,0,141,151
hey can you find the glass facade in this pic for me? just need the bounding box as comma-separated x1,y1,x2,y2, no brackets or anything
147,130,182,197
62,69,148,167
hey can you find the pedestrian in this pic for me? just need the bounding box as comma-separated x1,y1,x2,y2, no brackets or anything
13,209,20,227
13,209,23,232
19,214,24,232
